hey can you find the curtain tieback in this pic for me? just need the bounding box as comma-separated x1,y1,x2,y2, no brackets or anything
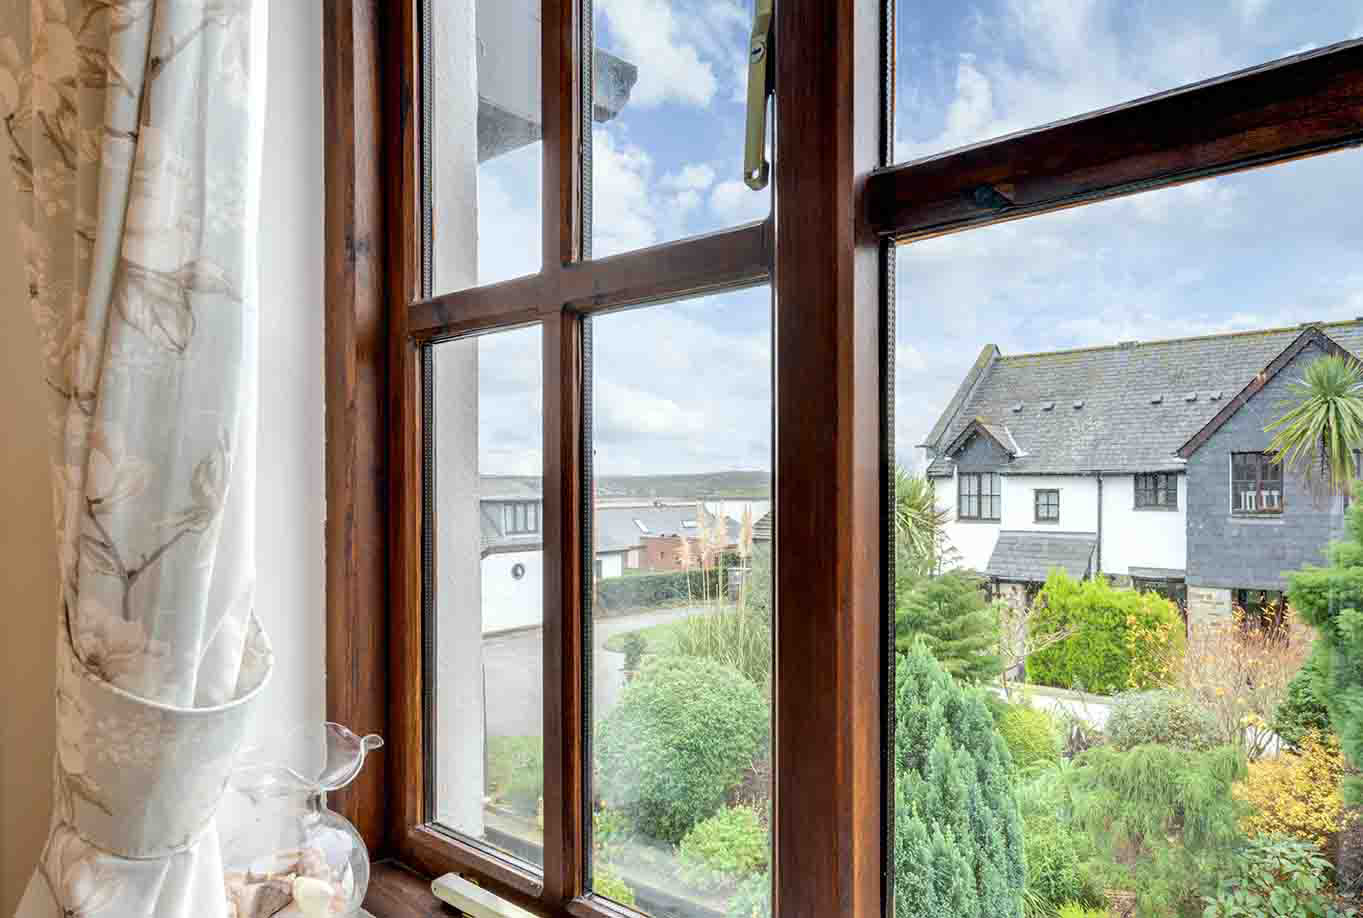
54,616,274,861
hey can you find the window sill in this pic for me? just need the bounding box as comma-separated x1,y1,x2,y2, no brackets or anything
1034,519,1060,525
1132,505,1179,512
955,517,1001,524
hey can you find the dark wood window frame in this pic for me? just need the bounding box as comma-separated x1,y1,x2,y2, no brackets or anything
1134,472,1178,510
1232,451,1285,515
1034,489,1060,523
958,471,1001,521
321,0,1363,911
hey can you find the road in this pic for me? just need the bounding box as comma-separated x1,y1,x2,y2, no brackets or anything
481,605,704,739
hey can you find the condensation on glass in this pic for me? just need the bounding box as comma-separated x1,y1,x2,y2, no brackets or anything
888,149,1363,913
428,0,543,295
584,286,773,916
894,0,1363,163
430,324,546,868
588,0,771,258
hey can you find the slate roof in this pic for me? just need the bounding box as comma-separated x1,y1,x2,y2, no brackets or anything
986,531,1097,583
595,506,740,554
926,321,1363,476
752,510,773,543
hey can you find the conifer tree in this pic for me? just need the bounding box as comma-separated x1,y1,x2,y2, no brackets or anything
895,570,1002,683
894,643,1024,918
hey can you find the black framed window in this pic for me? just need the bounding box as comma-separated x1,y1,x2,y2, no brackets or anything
1034,489,1059,523
504,501,540,535
958,472,1000,520
1134,473,1178,509
1231,452,1284,515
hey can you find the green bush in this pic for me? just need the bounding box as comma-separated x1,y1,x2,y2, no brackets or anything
893,642,1026,918
1024,823,1091,915
1202,835,1350,918
673,607,771,687
593,861,636,908
1055,906,1108,918
1275,649,1334,751
895,570,1003,683
596,559,738,612
678,805,769,891
725,872,770,918
1105,690,1221,753
595,657,768,844
486,735,543,817
1027,571,1185,695
996,703,1062,771
620,631,647,672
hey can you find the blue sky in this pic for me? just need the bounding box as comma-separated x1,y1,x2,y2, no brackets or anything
471,0,1363,478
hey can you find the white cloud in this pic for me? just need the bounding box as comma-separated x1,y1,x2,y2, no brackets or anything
661,163,717,192
708,179,769,225
596,0,719,108
1237,0,1272,24
591,129,659,257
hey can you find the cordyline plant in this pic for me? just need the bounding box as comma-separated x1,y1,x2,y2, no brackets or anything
1266,353,1363,501
895,465,952,579
1180,604,1315,761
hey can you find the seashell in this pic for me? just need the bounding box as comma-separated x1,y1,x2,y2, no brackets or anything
237,877,294,918
292,875,336,918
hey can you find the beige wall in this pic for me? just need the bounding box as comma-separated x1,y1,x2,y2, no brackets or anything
0,2,325,911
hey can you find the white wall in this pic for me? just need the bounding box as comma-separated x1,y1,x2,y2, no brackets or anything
0,4,325,911
481,550,543,634
599,551,625,579
1000,475,1098,533
936,474,1000,573
1100,473,1187,577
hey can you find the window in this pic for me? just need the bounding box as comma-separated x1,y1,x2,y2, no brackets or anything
1135,473,1178,509
324,2,1363,916
1232,452,1284,515
1034,489,1059,523
958,472,1001,520
504,501,540,534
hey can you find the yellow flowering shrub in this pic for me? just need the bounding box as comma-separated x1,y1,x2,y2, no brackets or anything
1234,732,1348,852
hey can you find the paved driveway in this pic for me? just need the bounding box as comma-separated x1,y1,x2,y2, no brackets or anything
482,606,704,739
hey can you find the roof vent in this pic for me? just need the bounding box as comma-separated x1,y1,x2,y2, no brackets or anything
1185,392,1198,402
1011,402,1023,413
1209,390,1223,401
1151,394,1163,405
1119,340,1137,349
1042,401,1055,411
1073,400,1084,409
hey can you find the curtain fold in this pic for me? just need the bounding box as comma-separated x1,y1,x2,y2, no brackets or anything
1,1,271,915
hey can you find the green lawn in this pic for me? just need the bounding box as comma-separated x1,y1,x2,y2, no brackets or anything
602,618,693,655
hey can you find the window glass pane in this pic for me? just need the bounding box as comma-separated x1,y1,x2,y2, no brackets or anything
429,0,543,296
894,1,1361,163
586,286,773,916
588,0,771,258
891,151,1361,914
430,324,545,867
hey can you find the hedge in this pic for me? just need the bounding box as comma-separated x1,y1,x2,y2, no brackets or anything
596,564,735,612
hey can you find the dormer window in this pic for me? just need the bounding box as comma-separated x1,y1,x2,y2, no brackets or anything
958,472,1001,521
504,501,540,534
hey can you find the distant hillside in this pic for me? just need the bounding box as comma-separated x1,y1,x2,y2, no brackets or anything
478,471,772,500
598,471,771,499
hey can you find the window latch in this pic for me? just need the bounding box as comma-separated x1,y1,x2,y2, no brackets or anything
743,0,774,190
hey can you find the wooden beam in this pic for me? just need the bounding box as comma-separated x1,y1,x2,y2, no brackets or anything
323,0,390,853
868,39,1363,240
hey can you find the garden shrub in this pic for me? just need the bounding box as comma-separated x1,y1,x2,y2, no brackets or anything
678,805,769,891
1104,690,1220,753
893,642,1025,918
725,872,770,918
593,862,636,908
996,702,1062,771
1202,835,1350,918
1275,649,1334,751
1055,906,1108,918
486,735,543,817
1027,571,1184,695
1236,732,1348,853
1023,823,1090,916
895,569,1002,683
596,564,735,612
595,657,768,844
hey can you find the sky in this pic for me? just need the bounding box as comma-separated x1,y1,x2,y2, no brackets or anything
466,0,1363,478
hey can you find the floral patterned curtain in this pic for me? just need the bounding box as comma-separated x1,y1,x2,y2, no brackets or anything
1,1,272,915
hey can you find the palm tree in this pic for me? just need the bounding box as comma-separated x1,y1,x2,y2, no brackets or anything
1265,354,1363,500
894,465,950,578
